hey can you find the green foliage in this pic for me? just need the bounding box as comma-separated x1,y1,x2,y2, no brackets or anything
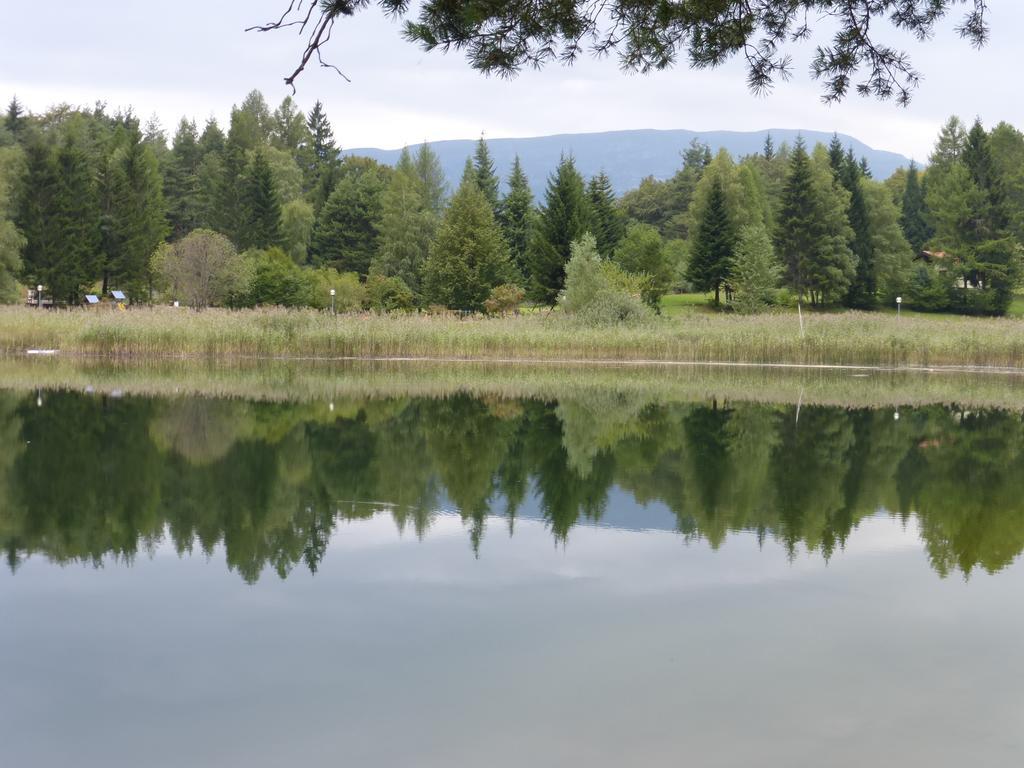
472,136,500,214
483,283,524,315
900,162,931,253
364,273,415,312
151,229,249,309
588,171,624,257
413,142,448,215
307,269,364,312
244,247,310,307
18,134,101,304
239,150,282,250
498,156,533,278
0,145,25,303
281,199,315,264
421,173,514,311
165,119,202,239
839,149,876,308
527,155,592,304
863,178,914,302
372,149,436,294
312,161,387,276
729,224,781,314
612,222,672,307
560,234,650,323
687,174,734,304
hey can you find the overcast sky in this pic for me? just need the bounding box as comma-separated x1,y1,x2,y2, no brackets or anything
2,1,1021,162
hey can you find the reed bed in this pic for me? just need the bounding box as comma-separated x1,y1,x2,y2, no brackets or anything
3,356,1024,411
3,305,1024,369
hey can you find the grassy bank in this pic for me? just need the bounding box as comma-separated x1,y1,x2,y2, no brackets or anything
3,356,1024,411
3,306,1024,369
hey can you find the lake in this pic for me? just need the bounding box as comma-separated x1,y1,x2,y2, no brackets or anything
2,362,1024,767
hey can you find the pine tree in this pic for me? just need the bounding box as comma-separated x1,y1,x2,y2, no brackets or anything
312,164,387,276
687,174,734,304
210,129,248,244
306,100,339,205
929,116,967,170
165,118,202,239
473,136,500,214
827,134,845,174
588,171,624,258
240,150,282,250
422,172,514,311
498,155,533,279
105,125,168,297
526,155,592,304
900,162,931,253
730,224,781,314
763,134,775,161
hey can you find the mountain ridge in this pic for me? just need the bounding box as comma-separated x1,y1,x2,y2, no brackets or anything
343,128,913,197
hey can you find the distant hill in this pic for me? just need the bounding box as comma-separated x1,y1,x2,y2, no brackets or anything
344,128,912,197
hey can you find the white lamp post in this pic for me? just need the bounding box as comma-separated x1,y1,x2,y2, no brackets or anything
329,288,336,315
896,295,902,319
36,284,43,309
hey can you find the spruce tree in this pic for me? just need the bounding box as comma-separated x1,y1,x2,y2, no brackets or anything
4,97,25,139
422,172,514,311
498,155,533,279
306,100,339,205
165,118,202,239
763,134,775,161
240,150,282,250
900,162,931,253
687,174,734,304
775,139,817,301
19,136,102,303
473,136,500,214
526,155,592,304
840,150,876,308
312,164,387,276
827,134,845,174
211,131,248,244
106,125,168,297
588,171,624,258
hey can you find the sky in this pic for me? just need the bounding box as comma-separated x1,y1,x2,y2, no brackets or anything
1,1,1021,162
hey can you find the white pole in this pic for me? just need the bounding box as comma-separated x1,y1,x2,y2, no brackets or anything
797,300,805,338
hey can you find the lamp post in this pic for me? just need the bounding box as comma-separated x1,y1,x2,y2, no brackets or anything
329,288,336,316
36,284,42,309
896,296,902,319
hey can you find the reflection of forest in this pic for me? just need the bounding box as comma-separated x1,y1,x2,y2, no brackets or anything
1,389,1022,581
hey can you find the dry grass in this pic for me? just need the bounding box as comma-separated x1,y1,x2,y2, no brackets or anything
3,305,1024,369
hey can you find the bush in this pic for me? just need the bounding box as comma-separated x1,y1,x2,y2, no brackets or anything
364,274,415,312
243,247,311,308
307,268,364,312
483,283,525,316
560,235,651,324
612,223,673,308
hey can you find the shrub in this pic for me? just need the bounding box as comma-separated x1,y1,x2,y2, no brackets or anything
612,223,673,308
560,235,651,324
484,283,525,316
364,274,415,312
151,230,251,309
307,268,364,312
244,247,311,307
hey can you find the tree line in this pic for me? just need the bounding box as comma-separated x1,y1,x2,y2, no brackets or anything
3,389,1023,581
1,90,1021,315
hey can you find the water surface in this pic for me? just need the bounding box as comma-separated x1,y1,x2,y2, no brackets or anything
2,381,1023,767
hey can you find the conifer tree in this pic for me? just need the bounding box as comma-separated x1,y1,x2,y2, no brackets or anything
165,119,202,239
588,171,624,258
827,134,845,174
526,155,592,304
211,130,248,244
414,142,448,215
763,134,775,161
19,136,102,303
105,125,168,297
372,147,436,294
840,149,876,308
422,172,514,311
0,145,26,302
473,136,500,214
4,97,25,139
498,155,533,278
775,139,855,304
687,174,734,304
306,100,339,206
240,150,282,250
900,162,931,253
312,163,388,276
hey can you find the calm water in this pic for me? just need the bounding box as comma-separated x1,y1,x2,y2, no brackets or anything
2,384,1024,766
